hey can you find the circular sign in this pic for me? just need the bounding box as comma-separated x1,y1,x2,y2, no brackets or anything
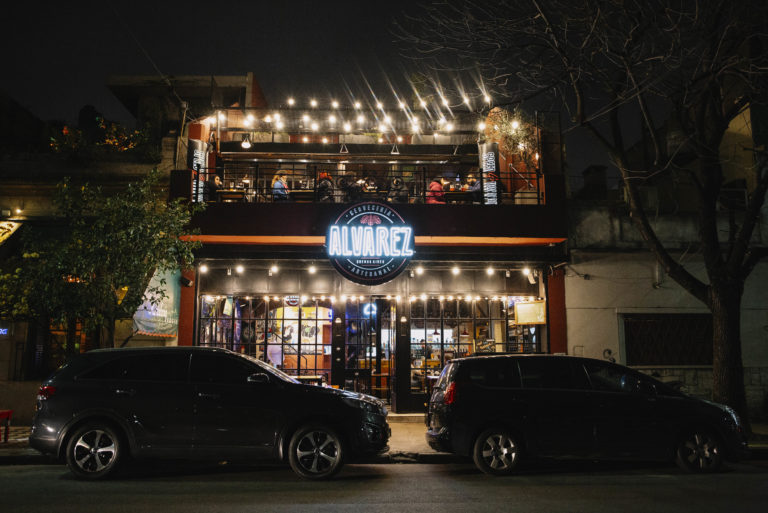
326,202,414,285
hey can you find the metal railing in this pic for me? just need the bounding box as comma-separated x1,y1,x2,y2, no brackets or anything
194,161,543,205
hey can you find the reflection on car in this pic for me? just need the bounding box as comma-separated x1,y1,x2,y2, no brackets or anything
30,347,389,480
426,355,748,475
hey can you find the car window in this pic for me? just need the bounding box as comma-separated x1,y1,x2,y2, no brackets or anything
80,353,189,382
583,361,645,393
435,362,456,389
190,353,256,385
465,359,521,388
518,358,591,390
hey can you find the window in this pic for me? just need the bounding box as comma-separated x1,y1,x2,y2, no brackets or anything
464,359,521,388
190,353,255,385
81,353,189,382
583,361,641,393
518,358,590,390
623,313,712,365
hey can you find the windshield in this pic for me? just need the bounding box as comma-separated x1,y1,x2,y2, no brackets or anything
239,354,300,384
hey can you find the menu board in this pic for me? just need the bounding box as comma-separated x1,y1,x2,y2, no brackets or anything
514,301,547,325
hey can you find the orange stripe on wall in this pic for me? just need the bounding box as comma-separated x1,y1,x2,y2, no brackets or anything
181,235,566,246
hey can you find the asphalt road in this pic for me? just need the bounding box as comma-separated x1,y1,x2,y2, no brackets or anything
2,459,767,513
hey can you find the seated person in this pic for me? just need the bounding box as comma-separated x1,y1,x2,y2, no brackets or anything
271,172,290,201
205,175,222,202
467,174,482,202
387,177,409,203
316,172,335,202
426,176,446,204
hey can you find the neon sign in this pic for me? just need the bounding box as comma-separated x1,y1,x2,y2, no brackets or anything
327,202,414,285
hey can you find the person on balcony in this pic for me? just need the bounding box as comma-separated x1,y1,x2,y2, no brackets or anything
271,173,289,202
387,177,409,203
317,172,335,202
426,176,446,204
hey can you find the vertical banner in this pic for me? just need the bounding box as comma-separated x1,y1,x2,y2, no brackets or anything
132,269,182,337
187,139,208,203
479,142,500,205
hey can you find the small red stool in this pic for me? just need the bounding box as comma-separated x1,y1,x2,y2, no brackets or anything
0,409,13,443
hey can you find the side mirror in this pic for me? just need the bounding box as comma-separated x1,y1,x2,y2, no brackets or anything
247,373,270,384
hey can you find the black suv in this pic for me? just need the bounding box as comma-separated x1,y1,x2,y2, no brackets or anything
426,355,748,475
30,347,389,480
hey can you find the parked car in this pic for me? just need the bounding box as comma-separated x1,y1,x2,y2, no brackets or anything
426,354,748,475
30,347,389,480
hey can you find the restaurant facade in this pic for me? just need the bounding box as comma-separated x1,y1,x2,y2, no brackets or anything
170,98,569,412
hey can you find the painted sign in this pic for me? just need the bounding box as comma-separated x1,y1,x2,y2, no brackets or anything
327,202,414,285
132,269,182,337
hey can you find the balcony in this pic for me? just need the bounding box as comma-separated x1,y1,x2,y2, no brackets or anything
170,107,568,259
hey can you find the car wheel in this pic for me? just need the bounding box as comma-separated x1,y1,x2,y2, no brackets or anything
472,427,521,476
675,429,723,473
65,422,123,480
288,425,344,480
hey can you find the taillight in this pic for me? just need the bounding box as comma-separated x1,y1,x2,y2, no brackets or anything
37,385,57,401
444,382,457,405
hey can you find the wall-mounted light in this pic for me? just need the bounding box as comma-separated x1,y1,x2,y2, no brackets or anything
235,265,244,274
199,264,208,273
416,266,424,275
452,266,460,275
308,265,317,274
486,267,494,276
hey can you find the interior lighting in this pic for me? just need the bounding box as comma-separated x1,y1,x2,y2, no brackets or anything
379,124,387,132
442,97,449,106
523,268,531,275
263,295,270,301
475,296,481,301
199,264,208,273
511,120,520,130
359,295,365,301
420,99,427,108
343,122,352,132
218,112,226,121
484,95,491,103
354,101,362,109
341,295,347,301
439,296,445,301
384,115,392,124
322,137,328,144
264,115,272,123
416,266,424,275
397,136,403,142
328,115,337,124
276,121,285,130
378,137,384,143
331,100,339,108
308,265,317,274
240,134,251,149
445,123,454,132
357,114,365,123
420,294,427,301
452,266,460,275
311,122,319,131
331,296,336,302
463,96,470,105
412,124,420,132
448,295,454,301
310,99,318,108
235,265,244,274
478,122,486,131
466,296,473,302
301,295,308,303
438,117,446,125
273,113,281,120
243,117,253,127
377,102,384,110
302,114,310,122
395,295,401,302
302,136,309,143
386,295,392,299
288,98,295,106
399,101,407,109
486,266,494,275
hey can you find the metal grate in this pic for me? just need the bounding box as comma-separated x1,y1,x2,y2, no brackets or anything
624,313,713,366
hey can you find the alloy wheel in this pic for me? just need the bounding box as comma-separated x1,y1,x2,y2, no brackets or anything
72,429,117,474
294,430,340,475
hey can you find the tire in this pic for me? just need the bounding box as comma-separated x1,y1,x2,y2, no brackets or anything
472,427,521,476
65,422,123,480
675,428,723,473
288,425,344,480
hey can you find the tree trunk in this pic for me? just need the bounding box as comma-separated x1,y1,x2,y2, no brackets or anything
710,281,751,433
105,317,116,349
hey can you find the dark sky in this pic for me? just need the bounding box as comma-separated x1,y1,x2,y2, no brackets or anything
1,0,423,126
0,0,604,180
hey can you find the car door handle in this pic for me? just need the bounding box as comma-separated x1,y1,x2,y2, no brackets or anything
197,392,220,400
113,388,136,397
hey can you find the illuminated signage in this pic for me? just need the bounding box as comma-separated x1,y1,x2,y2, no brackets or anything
327,202,414,285
362,303,377,316
479,142,500,205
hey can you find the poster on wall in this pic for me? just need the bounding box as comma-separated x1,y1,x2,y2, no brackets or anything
514,300,547,325
132,269,182,337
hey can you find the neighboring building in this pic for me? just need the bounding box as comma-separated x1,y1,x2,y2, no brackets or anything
169,92,569,412
566,106,768,418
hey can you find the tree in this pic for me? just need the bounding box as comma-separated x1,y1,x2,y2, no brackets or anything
0,169,201,351
397,0,768,424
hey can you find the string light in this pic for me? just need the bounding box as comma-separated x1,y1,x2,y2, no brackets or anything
331,100,339,108
287,98,295,106
310,99,318,108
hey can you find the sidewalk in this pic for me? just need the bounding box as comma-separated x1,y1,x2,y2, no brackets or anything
1,417,766,466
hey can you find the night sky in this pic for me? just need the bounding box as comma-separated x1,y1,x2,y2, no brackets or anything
1,1,426,125
1,0,601,180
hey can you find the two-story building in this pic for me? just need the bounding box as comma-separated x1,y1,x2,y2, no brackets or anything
169,95,569,412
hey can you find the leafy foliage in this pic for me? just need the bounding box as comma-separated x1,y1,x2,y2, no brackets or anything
0,169,202,343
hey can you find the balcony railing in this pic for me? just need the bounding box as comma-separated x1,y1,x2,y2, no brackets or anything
194,161,543,205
